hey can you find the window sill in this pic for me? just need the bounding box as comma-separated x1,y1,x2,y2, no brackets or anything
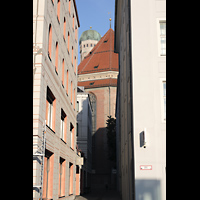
70,147,74,151
60,138,66,144
55,67,58,75
46,124,55,134
59,196,65,198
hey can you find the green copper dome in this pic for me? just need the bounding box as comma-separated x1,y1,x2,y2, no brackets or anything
79,29,101,45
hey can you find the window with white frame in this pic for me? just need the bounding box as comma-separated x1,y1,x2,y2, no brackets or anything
47,102,53,128
160,21,166,56
60,109,66,141
70,123,74,149
46,87,55,129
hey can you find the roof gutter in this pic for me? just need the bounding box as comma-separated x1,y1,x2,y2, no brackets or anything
73,0,80,27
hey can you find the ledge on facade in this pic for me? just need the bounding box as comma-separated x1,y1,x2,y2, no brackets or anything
46,125,55,134
60,138,66,144
58,195,65,199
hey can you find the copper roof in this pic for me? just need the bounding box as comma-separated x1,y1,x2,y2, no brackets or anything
78,28,119,75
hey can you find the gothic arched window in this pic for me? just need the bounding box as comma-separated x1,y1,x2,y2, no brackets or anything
89,93,96,136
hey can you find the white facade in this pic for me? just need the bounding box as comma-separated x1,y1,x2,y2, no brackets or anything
115,0,166,200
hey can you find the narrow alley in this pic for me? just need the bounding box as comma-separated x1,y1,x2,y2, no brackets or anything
75,189,121,200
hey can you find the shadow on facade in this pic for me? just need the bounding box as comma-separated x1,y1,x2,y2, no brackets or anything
91,127,116,191
135,179,161,200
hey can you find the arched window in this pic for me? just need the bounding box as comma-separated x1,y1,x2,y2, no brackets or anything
68,32,70,52
55,42,59,73
73,14,75,30
74,56,76,74
66,70,69,94
89,92,97,169
89,93,97,136
63,17,66,40
57,0,60,23
69,0,71,15
73,88,75,109
70,81,73,103
71,46,73,65
75,26,77,41
48,24,52,60
62,59,64,86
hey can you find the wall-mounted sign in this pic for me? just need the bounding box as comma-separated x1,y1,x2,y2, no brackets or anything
140,165,152,170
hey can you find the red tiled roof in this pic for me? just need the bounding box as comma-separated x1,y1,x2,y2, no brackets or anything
78,78,117,89
78,28,119,75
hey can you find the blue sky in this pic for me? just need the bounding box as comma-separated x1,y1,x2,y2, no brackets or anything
76,0,115,64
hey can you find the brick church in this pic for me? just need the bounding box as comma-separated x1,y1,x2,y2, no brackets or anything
78,28,119,190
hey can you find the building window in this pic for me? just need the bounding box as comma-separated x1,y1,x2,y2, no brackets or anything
57,0,60,23
70,123,74,149
91,44,93,47
69,0,71,15
68,32,70,52
60,109,67,141
163,81,166,120
83,45,85,48
48,24,52,60
59,157,66,197
71,81,73,103
73,14,75,30
63,17,66,40
69,162,73,195
73,88,76,109
75,165,80,195
72,46,74,65
75,26,77,41
46,87,56,131
160,21,166,56
77,101,79,112
76,122,79,137
43,150,54,199
89,93,96,168
66,70,69,94
55,42,59,73
87,44,88,47
62,59,65,86
74,56,76,74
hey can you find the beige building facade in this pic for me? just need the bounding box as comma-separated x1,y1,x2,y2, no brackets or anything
115,0,166,200
33,0,82,199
